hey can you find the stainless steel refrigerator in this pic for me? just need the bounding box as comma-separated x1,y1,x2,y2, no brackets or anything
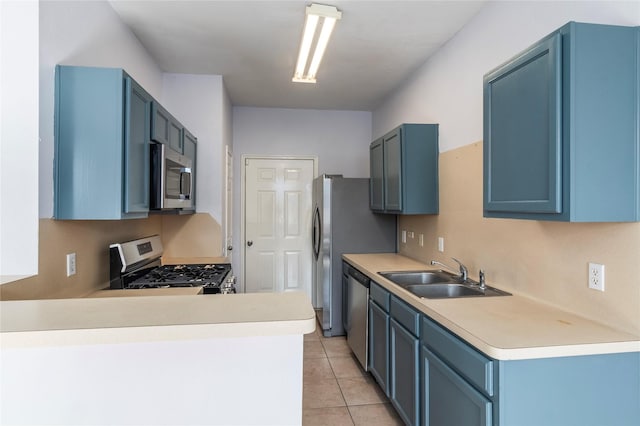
312,174,397,337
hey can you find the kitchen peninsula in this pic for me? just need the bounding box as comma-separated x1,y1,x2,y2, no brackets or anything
0,292,315,425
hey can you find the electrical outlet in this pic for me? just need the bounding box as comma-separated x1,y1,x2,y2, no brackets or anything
408,231,414,239
438,237,444,253
66,253,76,277
401,230,407,244
588,262,605,291
418,234,424,247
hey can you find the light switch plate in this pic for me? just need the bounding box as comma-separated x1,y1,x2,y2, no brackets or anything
438,237,444,253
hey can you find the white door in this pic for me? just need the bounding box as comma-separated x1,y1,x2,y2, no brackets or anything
224,146,233,260
244,157,315,298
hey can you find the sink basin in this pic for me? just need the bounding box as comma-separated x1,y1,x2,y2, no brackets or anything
378,270,456,286
377,269,511,299
405,283,484,298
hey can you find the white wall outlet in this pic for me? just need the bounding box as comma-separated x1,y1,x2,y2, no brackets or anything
438,237,445,253
408,231,415,239
418,234,424,247
401,230,407,244
66,253,76,277
588,262,605,291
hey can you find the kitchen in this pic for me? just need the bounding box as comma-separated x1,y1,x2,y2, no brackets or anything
1,1,640,425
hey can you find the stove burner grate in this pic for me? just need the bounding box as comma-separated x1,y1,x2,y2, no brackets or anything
128,264,231,289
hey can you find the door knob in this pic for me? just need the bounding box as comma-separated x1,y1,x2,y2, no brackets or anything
247,241,253,247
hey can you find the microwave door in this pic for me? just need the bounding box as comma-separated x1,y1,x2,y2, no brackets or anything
150,143,194,210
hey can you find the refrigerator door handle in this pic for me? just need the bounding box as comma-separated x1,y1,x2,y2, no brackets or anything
312,206,321,260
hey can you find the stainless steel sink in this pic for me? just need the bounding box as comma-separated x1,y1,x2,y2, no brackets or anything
405,283,484,298
378,270,457,286
377,270,511,299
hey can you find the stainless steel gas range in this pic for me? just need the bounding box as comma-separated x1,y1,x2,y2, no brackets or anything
109,235,236,294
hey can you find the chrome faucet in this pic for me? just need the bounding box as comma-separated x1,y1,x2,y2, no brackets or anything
431,257,469,282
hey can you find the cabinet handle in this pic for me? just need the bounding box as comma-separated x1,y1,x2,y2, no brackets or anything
247,241,253,247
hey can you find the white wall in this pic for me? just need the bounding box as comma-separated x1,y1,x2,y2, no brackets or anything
232,107,372,283
233,107,372,176
39,0,164,218
0,1,39,281
373,0,640,151
161,74,229,223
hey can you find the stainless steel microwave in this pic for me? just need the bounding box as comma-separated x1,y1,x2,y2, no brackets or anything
150,143,193,210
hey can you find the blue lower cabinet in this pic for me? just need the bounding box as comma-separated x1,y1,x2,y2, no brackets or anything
390,317,420,426
369,300,389,396
497,352,640,426
421,315,640,426
422,345,492,426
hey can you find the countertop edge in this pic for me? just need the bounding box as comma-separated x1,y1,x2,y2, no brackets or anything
1,292,317,348
0,317,316,349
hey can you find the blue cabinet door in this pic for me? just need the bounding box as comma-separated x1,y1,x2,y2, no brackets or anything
370,138,385,211
484,34,562,214
483,22,640,221
151,101,183,153
123,76,151,214
383,129,403,212
422,346,492,426
182,129,197,211
369,300,389,396
390,318,420,426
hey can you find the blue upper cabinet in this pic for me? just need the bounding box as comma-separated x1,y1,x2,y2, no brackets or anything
182,129,197,212
484,22,640,221
151,101,183,153
370,138,385,211
55,66,152,220
370,124,439,215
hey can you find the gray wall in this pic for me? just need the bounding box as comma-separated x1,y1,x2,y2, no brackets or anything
231,106,372,286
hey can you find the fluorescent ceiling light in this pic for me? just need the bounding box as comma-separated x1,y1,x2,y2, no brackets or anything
293,3,342,84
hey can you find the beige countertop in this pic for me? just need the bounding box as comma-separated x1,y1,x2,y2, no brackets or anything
344,253,640,360
0,292,315,348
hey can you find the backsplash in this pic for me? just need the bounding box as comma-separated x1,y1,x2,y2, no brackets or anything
399,142,640,335
161,213,223,258
0,213,222,300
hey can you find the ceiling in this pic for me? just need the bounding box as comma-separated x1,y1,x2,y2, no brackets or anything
109,1,486,111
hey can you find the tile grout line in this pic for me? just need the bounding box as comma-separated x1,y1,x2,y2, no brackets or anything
324,341,356,425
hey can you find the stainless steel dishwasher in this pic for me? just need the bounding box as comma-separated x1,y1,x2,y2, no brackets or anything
345,265,370,370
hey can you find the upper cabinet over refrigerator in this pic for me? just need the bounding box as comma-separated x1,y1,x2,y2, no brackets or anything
483,22,640,222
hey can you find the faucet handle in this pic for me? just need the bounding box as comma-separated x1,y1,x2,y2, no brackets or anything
451,257,468,282
479,269,486,289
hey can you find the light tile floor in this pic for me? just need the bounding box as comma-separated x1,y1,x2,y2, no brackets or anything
302,324,404,426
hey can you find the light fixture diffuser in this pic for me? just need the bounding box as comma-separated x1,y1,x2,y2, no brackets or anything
292,3,342,83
